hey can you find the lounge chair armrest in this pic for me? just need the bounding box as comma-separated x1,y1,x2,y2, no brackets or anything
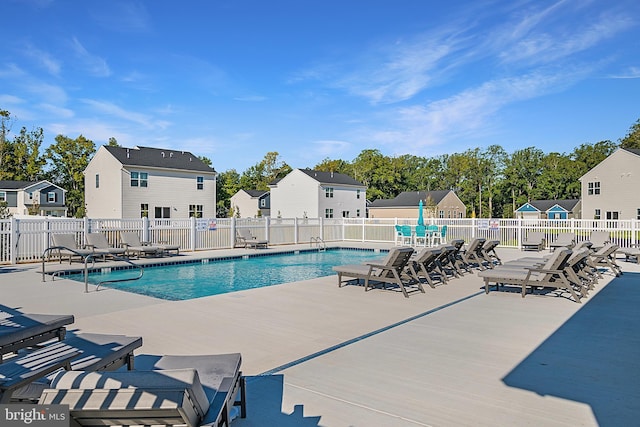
0,350,80,393
364,262,390,269
524,267,563,274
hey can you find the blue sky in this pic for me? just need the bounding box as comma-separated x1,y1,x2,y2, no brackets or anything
1,0,639,173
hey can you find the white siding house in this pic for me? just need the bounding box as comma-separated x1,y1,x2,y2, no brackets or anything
0,180,67,217
84,146,217,219
579,148,640,220
230,189,270,218
269,169,366,218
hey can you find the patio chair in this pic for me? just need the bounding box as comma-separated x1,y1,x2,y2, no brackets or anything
394,225,403,244
428,225,442,246
120,232,164,257
399,225,413,246
50,233,95,263
588,231,610,251
549,232,576,251
1,332,142,403
617,246,640,264
235,228,268,249
414,225,428,247
479,248,581,303
460,238,488,270
0,313,74,363
408,247,445,288
333,246,422,297
521,231,545,251
480,240,501,267
85,232,127,260
589,243,622,277
40,352,246,427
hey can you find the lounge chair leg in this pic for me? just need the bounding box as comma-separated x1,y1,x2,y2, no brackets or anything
236,375,247,418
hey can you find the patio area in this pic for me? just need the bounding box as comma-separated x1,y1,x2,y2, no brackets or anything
1,245,638,426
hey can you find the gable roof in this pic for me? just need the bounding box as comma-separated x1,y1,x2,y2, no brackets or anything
0,180,63,191
516,199,580,212
622,147,640,156
104,146,216,173
297,169,364,186
369,190,451,208
245,190,269,198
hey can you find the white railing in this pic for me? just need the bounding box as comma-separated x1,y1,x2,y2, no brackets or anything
1,216,638,264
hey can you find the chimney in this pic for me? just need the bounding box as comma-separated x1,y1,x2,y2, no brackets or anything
161,152,165,158
126,149,130,158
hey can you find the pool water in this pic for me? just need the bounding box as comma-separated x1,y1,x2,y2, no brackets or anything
71,248,383,300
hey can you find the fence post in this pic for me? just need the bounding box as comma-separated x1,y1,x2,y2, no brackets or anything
10,216,18,265
142,216,150,242
517,218,522,250
294,217,298,244
319,217,324,241
361,218,365,242
231,217,236,248
265,217,270,243
84,216,90,240
190,216,197,251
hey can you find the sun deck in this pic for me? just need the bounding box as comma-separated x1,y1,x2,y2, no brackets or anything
2,244,639,426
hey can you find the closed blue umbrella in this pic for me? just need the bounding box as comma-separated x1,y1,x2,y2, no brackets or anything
418,199,425,226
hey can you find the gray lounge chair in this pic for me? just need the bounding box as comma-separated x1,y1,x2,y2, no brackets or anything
460,238,488,270
85,232,127,259
0,313,74,363
478,247,581,302
549,232,576,251
1,332,142,403
522,231,545,251
40,353,246,427
408,247,447,288
617,246,640,264
590,244,622,277
120,232,164,257
235,228,268,249
333,246,422,297
51,233,94,263
588,231,610,251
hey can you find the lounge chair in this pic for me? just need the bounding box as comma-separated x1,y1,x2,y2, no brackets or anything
588,231,610,251
0,313,74,363
479,248,581,302
235,228,268,249
480,240,501,266
522,231,545,251
408,247,446,288
460,238,488,270
1,332,142,403
40,352,246,427
617,246,640,264
85,232,127,259
590,244,622,277
332,246,422,298
50,233,95,263
120,232,164,257
549,232,575,251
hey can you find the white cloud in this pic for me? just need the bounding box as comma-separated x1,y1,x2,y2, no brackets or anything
609,66,640,79
38,103,74,118
71,37,111,77
25,82,68,105
81,99,170,130
23,43,61,76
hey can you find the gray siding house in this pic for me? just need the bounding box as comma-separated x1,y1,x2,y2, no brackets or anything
84,146,217,219
0,180,67,217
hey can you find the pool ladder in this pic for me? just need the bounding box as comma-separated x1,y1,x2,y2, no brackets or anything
310,237,326,251
42,246,143,293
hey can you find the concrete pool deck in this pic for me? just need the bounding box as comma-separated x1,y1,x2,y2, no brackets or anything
2,244,639,426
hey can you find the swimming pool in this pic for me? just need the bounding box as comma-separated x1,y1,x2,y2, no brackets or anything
69,248,383,300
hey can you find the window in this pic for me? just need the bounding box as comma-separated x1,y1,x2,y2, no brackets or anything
356,189,361,199
325,187,334,198
356,209,361,217
637,208,640,220
588,181,600,195
189,204,203,218
0,191,6,201
606,211,619,220
439,210,445,218
594,209,601,220
155,206,171,218
260,198,266,207
140,204,149,218
131,171,148,187
47,192,56,202
196,176,204,190
28,192,33,200
325,208,334,218
342,211,350,218
95,174,100,188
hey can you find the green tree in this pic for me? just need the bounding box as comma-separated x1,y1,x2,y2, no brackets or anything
107,137,120,147
537,152,580,200
503,147,544,215
216,169,241,217
45,134,96,217
619,118,640,149
240,151,291,191
314,158,352,175
10,126,46,181
0,109,14,180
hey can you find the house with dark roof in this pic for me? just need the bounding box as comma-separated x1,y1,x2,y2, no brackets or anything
515,199,581,220
269,168,366,218
230,189,270,218
579,147,640,220
83,145,217,219
0,180,67,217
368,190,466,219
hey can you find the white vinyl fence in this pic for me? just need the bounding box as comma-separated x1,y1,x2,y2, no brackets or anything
0,216,638,265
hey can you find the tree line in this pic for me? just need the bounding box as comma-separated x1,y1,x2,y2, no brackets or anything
1,107,639,218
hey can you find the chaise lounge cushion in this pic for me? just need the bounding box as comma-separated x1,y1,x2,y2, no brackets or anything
43,368,210,427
